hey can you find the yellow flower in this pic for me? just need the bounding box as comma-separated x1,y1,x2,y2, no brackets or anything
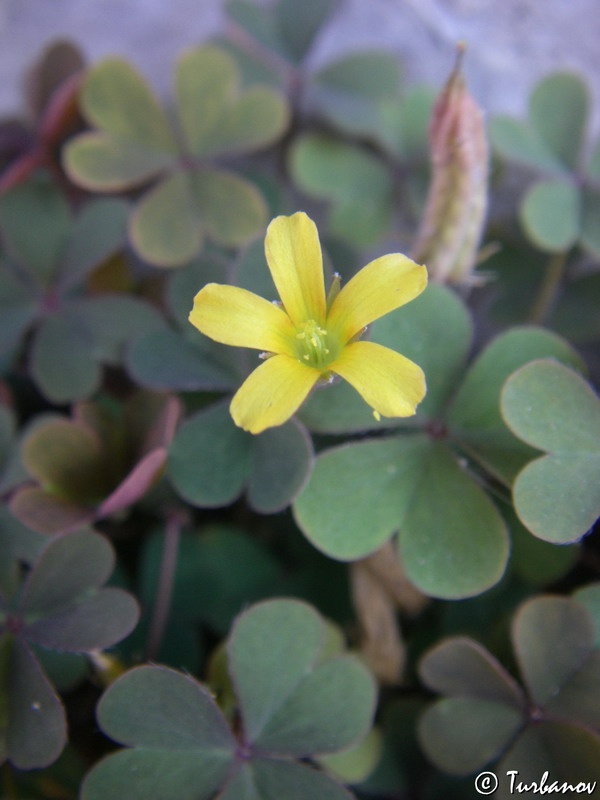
189,212,427,434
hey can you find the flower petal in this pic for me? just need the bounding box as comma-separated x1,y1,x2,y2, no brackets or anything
190,283,296,355
230,354,320,433
329,341,426,418
264,212,327,326
328,254,427,342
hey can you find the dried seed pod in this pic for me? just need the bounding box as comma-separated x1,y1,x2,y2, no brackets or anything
411,44,489,284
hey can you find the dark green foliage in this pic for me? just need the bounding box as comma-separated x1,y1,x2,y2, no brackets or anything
0,530,139,769
0,173,163,401
82,599,375,800
418,594,600,789
1,4,599,798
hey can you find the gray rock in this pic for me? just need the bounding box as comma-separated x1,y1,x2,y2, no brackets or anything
1,0,599,131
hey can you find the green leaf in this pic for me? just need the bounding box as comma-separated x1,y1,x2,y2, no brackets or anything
63,132,175,191
193,166,268,248
580,185,600,258
168,401,313,513
130,171,203,267
227,599,376,751
80,57,176,151
82,747,233,800
0,268,37,359
489,116,566,174
398,440,509,599
250,757,356,799
19,530,114,615
447,326,583,485
29,313,101,403
318,728,382,785
59,198,129,290
127,327,236,392
277,0,339,62
419,637,524,707
309,51,400,137
519,179,580,252
247,419,314,513
295,436,509,598
573,584,600,646
418,697,523,775
226,0,286,59
0,172,71,283
530,71,589,171
168,401,251,508
512,596,595,708
495,721,600,800
289,133,392,246
70,294,165,365
501,359,600,543
294,436,430,561
19,417,105,503
25,587,139,652
377,85,435,160
176,45,288,158
6,638,67,769
97,665,236,749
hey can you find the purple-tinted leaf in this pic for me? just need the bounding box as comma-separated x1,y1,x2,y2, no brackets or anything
9,486,93,535
98,448,167,517
19,530,115,616
25,587,139,652
7,638,66,769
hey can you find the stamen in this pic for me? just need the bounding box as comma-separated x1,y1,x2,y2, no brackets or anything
295,319,337,368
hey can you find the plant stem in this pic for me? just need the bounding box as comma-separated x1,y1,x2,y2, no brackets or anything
145,511,183,661
528,250,568,325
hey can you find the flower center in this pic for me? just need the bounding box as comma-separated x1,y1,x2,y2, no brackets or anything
295,320,337,369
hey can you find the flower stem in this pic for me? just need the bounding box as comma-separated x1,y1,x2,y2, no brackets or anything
145,511,184,661
528,250,568,325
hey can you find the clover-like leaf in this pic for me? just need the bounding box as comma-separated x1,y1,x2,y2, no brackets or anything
0,170,71,283
294,435,509,599
65,46,286,265
82,599,375,800
418,595,600,780
176,45,288,158
519,179,581,252
501,359,600,543
168,400,313,514
289,133,393,246
0,530,139,770
308,51,401,138
11,392,180,534
529,71,589,173
0,174,149,401
447,327,583,485
228,599,377,753
512,596,600,732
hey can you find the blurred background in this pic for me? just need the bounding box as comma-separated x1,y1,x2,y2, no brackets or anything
2,0,600,128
